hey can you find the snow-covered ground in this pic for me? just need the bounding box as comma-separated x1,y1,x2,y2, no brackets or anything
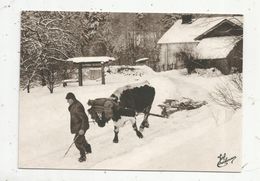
18,66,241,172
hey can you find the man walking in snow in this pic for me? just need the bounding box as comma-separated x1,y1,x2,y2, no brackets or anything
66,92,92,162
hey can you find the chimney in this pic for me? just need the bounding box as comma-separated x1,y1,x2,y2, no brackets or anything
182,14,192,24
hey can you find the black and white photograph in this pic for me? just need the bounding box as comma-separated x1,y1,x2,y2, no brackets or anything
1,0,260,180
18,11,243,171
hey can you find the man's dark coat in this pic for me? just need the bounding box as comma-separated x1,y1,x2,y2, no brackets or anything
68,100,89,134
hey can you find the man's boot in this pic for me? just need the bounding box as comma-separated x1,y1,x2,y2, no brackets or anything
78,155,86,162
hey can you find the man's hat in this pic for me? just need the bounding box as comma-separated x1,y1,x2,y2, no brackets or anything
65,92,76,100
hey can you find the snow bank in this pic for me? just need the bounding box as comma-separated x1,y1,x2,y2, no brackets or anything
194,68,223,77
91,107,241,171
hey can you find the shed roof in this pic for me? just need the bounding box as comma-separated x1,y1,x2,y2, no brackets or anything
157,16,243,44
67,56,115,63
195,36,242,59
136,58,149,63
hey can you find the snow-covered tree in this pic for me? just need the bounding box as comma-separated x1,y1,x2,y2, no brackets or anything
20,11,106,93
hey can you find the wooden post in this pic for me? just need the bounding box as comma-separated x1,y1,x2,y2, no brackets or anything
101,62,105,85
78,63,83,86
166,44,168,70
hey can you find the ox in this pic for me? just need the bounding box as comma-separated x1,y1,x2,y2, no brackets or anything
87,81,155,143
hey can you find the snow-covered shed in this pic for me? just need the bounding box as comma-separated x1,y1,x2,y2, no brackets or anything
66,56,115,86
195,36,242,74
68,56,115,64
157,15,243,73
135,58,149,65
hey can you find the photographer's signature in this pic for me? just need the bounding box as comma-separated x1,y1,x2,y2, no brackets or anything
217,153,237,168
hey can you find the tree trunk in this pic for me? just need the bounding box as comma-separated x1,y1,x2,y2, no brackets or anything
27,84,30,93
41,70,46,86
101,63,105,85
78,63,83,86
48,83,54,94
26,80,30,93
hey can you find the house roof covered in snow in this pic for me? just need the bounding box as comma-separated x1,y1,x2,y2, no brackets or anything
195,36,242,59
67,56,115,64
157,16,243,44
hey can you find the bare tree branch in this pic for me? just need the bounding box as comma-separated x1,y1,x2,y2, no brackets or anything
209,73,242,110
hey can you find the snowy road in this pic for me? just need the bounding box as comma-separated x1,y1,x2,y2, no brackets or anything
19,67,241,171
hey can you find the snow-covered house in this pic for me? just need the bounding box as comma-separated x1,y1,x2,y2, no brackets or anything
157,15,243,74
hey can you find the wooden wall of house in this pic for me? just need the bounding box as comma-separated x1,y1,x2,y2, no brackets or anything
228,39,243,72
211,59,231,75
158,44,168,70
159,42,198,71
